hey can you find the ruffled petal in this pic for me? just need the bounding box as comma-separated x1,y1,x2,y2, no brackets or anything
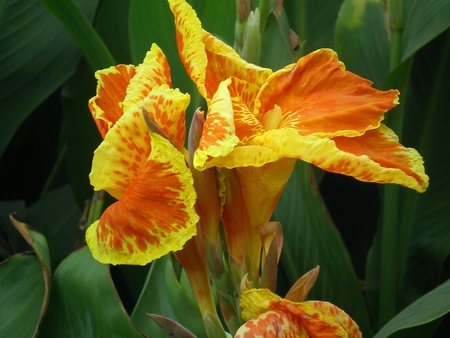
140,85,190,151
194,79,240,169
122,43,172,112
238,289,361,338
168,0,208,98
86,132,198,266
89,64,136,138
253,125,428,192
255,49,399,138
203,32,272,99
90,108,150,199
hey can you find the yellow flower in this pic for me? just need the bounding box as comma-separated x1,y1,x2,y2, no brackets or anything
168,0,428,194
86,44,198,265
236,288,361,338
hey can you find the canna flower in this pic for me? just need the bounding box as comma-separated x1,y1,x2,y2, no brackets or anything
86,43,198,265
235,288,361,338
168,0,429,194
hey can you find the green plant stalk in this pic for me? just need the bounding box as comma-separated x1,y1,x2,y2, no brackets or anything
378,0,405,328
40,0,116,71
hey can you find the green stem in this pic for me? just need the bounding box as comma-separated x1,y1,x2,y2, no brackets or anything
378,0,405,328
389,0,404,70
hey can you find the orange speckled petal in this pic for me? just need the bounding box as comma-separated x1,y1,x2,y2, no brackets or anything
228,77,265,142
194,79,240,169
168,0,208,99
122,44,172,112
89,64,136,138
253,125,428,192
86,132,198,266
140,85,190,151
203,32,272,99
238,289,361,338
255,48,399,138
90,108,150,200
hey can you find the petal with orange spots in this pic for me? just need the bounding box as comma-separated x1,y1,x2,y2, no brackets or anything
253,125,428,192
86,132,198,266
194,79,240,170
89,64,136,138
255,49,399,138
203,32,272,99
122,43,172,112
228,77,265,142
168,0,208,99
237,289,361,338
89,108,150,200
140,85,190,151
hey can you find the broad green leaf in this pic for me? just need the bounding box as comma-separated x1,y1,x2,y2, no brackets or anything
0,218,51,338
27,185,81,267
0,0,97,158
366,29,450,334
335,0,391,88
38,246,143,338
0,201,27,258
0,255,46,338
283,0,344,55
40,0,115,71
94,0,132,64
131,255,206,338
260,10,295,69
402,0,450,61
273,161,372,336
374,278,450,338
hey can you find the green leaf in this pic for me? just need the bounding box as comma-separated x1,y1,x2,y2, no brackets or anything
40,0,116,70
374,278,450,338
131,255,206,338
27,185,82,267
0,255,47,338
273,161,372,336
0,0,97,158
366,28,450,334
334,0,391,88
0,218,51,337
402,0,450,61
260,10,295,69
284,0,344,55
38,246,143,338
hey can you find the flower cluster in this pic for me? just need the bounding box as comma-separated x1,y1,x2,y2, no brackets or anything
85,0,428,336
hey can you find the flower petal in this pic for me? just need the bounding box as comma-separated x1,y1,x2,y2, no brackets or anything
122,43,172,112
86,132,198,265
194,79,240,169
255,48,399,138
168,0,208,98
203,32,272,99
140,85,190,151
89,64,136,138
253,124,428,192
90,108,150,199
169,0,272,101
238,289,361,338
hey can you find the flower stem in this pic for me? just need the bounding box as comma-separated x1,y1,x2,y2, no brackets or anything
378,0,405,328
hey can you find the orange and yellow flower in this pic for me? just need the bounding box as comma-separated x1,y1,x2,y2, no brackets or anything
86,43,198,265
235,288,361,338
168,0,428,194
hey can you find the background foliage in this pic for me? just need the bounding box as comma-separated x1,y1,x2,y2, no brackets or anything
0,0,449,337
